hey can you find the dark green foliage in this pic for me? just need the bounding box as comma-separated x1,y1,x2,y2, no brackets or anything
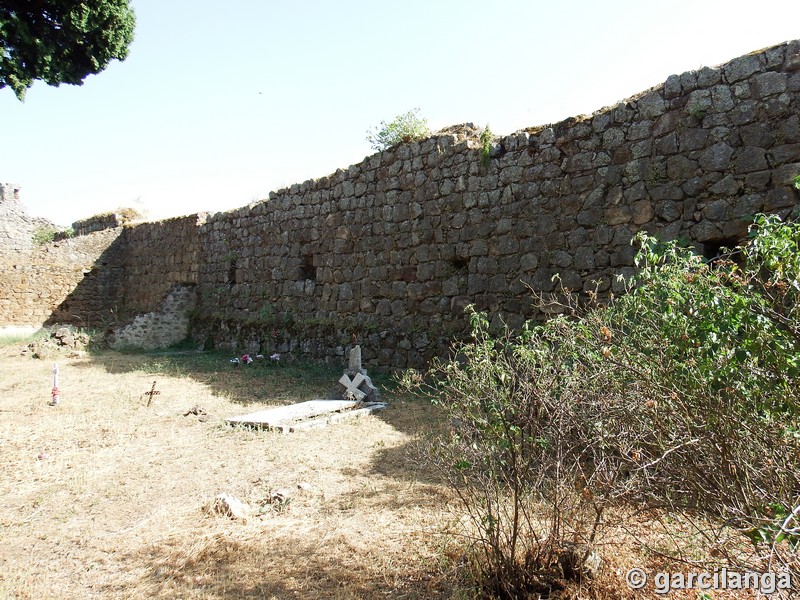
0,0,136,100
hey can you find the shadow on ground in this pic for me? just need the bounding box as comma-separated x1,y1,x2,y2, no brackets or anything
72,349,345,406
72,348,450,489
101,529,451,599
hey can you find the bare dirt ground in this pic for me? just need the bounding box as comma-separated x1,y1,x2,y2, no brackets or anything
0,346,456,599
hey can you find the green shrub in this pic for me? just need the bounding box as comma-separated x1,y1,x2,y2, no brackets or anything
32,225,74,244
403,215,800,596
366,108,430,151
479,124,494,170
31,225,59,244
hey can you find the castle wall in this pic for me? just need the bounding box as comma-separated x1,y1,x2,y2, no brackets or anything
1,40,799,368
0,228,124,329
190,40,800,368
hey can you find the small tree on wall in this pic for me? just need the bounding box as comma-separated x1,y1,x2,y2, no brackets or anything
366,108,430,151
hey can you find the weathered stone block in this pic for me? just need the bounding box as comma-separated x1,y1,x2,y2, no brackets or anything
632,200,655,225
703,199,732,221
637,91,666,119
692,220,723,242
530,269,556,292
709,175,740,195
655,133,678,155
765,188,797,211
649,183,684,202
603,206,632,225
769,144,800,166
575,246,595,270
610,245,636,267
667,155,698,179
734,147,768,174
698,143,734,171
711,85,734,112
731,194,765,219
628,121,653,141
697,66,723,86
656,200,682,222
724,53,763,83
602,128,625,149
753,72,788,98
729,102,758,126
664,74,682,99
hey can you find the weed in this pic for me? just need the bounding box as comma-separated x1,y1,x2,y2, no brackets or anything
479,124,494,169
403,214,800,596
0,327,45,346
31,225,74,246
366,108,430,151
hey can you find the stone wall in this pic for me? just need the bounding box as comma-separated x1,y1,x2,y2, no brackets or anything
0,228,124,329
0,209,203,334
107,284,196,349
71,208,143,237
190,40,800,368
2,40,799,368
115,214,207,315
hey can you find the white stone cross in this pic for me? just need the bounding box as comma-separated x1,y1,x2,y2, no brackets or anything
339,372,366,401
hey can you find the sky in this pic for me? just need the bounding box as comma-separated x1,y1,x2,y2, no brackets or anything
1,0,798,227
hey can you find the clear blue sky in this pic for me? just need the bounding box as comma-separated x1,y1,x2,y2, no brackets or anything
1,0,797,226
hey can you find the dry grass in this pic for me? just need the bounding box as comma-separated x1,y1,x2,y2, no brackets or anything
0,346,453,599
1,344,791,599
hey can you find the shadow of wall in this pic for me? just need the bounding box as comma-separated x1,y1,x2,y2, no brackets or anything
37,214,207,334
0,228,125,330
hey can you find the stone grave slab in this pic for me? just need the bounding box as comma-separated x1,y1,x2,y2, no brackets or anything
226,399,386,433
226,345,385,433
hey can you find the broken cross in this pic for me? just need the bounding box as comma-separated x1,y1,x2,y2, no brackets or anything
348,345,362,374
339,372,366,401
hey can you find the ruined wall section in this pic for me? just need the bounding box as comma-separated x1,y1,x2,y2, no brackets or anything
0,228,125,329
192,40,800,368
116,213,207,317
0,183,62,254
70,208,144,237
0,201,205,335
3,41,799,363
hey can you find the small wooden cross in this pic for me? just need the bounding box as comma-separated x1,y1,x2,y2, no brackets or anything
144,381,161,407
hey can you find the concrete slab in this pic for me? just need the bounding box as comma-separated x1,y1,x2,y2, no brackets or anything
226,400,358,427
286,403,387,432
226,399,385,432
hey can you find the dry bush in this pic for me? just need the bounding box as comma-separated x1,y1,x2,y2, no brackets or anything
403,216,800,597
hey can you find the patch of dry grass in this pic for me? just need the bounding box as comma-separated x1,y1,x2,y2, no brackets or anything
0,347,453,599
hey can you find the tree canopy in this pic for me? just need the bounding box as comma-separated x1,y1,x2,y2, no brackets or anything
0,0,136,100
